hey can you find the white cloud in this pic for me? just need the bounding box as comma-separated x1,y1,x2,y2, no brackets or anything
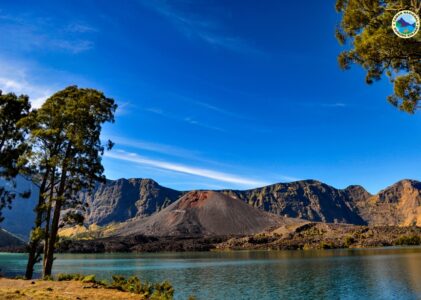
0,57,88,108
0,59,53,108
105,149,268,187
107,135,201,158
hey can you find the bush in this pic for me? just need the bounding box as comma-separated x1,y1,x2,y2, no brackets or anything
57,273,83,281
344,236,355,248
110,275,174,299
319,241,335,249
249,234,270,244
395,235,421,246
51,273,177,299
81,275,96,283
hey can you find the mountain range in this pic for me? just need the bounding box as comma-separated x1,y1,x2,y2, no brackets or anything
2,177,421,241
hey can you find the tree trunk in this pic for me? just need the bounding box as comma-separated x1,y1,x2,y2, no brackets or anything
25,168,50,279
43,169,55,271
43,197,63,276
43,146,70,277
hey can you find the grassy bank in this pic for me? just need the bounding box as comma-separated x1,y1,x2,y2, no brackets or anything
0,274,187,300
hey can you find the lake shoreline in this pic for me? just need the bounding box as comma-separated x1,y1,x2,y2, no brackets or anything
2,248,421,299
2,223,421,254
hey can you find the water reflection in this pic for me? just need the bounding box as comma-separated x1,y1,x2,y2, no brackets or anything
1,248,421,299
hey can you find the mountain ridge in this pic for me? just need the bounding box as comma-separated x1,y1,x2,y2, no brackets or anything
3,177,421,240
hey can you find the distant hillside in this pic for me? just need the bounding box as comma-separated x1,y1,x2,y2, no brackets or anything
5,177,421,241
0,176,38,240
112,191,302,237
352,180,421,226
79,178,182,225
0,228,25,247
221,180,371,225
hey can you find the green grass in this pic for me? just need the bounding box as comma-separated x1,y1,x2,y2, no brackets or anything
54,273,175,299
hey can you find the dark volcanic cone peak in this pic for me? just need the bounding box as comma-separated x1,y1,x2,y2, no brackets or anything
119,191,301,237
176,191,212,209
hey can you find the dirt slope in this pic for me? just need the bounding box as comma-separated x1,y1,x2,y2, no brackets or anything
115,191,301,237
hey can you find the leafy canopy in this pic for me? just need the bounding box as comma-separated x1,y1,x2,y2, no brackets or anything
336,0,421,113
0,91,30,222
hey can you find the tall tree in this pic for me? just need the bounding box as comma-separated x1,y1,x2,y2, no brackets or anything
22,86,117,279
0,91,30,222
336,0,421,112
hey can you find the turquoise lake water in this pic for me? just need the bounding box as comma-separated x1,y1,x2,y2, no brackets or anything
2,248,421,299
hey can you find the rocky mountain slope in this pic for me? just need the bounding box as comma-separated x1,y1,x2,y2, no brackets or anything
0,228,25,247
80,178,182,225
4,177,421,240
113,191,300,237
221,180,371,225
0,176,37,240
352,180,421,226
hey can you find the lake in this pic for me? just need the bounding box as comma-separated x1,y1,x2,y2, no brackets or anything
2,248,421,299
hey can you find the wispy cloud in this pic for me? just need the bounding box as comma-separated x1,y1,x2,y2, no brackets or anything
106,149,268,187
183,117,225,132
106,135,200,159
294,101,348,109
104,135,233,168
0,59,52,108
140,0,261,54
145,107,226,132
0,57,89,108
0,12,96,54
321,102,347,108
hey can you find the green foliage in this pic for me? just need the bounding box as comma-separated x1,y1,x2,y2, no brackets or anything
336,0,421,113
110,275,174,299
395,235,421,245
21,86,117,278
57,273,84,281
249,233,271,244
319,241,336,249
0,91,31,222
81,274,97,283
344,235,355,247
53,273,177,299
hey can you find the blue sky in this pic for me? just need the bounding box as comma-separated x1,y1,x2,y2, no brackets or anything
1,0,420,193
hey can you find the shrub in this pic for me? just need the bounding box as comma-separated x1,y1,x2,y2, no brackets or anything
395,235,421,246
249,234,270,244
319,241,335,249
57,273,83,281
81,275,96,283
110,275,174,299
45,273,178,299
344,236,355,248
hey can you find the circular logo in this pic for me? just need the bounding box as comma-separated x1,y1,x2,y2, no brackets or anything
392,10,420,38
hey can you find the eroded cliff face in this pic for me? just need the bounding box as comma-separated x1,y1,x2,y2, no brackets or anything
80,178,182,225
352,180,421,226
221,180,371,225
5,177,421,242
77,178,421,228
